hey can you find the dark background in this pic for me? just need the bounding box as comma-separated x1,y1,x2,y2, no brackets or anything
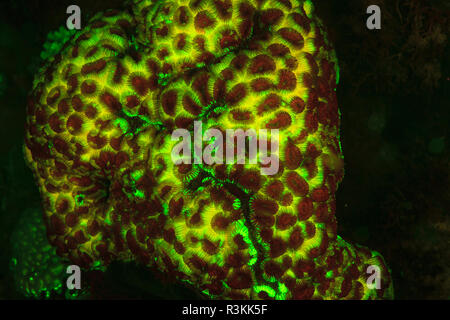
0,0,448,299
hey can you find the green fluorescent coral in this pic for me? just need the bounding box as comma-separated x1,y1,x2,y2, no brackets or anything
40,26,76,61
24,0,394,300
10,208,66,298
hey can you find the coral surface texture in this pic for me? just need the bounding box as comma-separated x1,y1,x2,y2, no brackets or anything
24,0,394,299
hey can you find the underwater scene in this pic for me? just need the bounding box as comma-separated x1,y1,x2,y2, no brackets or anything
0,0,448,301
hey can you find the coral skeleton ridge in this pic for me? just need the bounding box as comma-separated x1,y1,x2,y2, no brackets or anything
24,0,393,299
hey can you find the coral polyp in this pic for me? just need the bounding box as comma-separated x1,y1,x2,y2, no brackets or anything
24,0,393,299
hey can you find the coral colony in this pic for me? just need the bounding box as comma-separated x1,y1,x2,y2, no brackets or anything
24,0,393,299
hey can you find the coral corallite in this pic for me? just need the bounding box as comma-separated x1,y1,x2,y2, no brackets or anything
24,0,394,299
